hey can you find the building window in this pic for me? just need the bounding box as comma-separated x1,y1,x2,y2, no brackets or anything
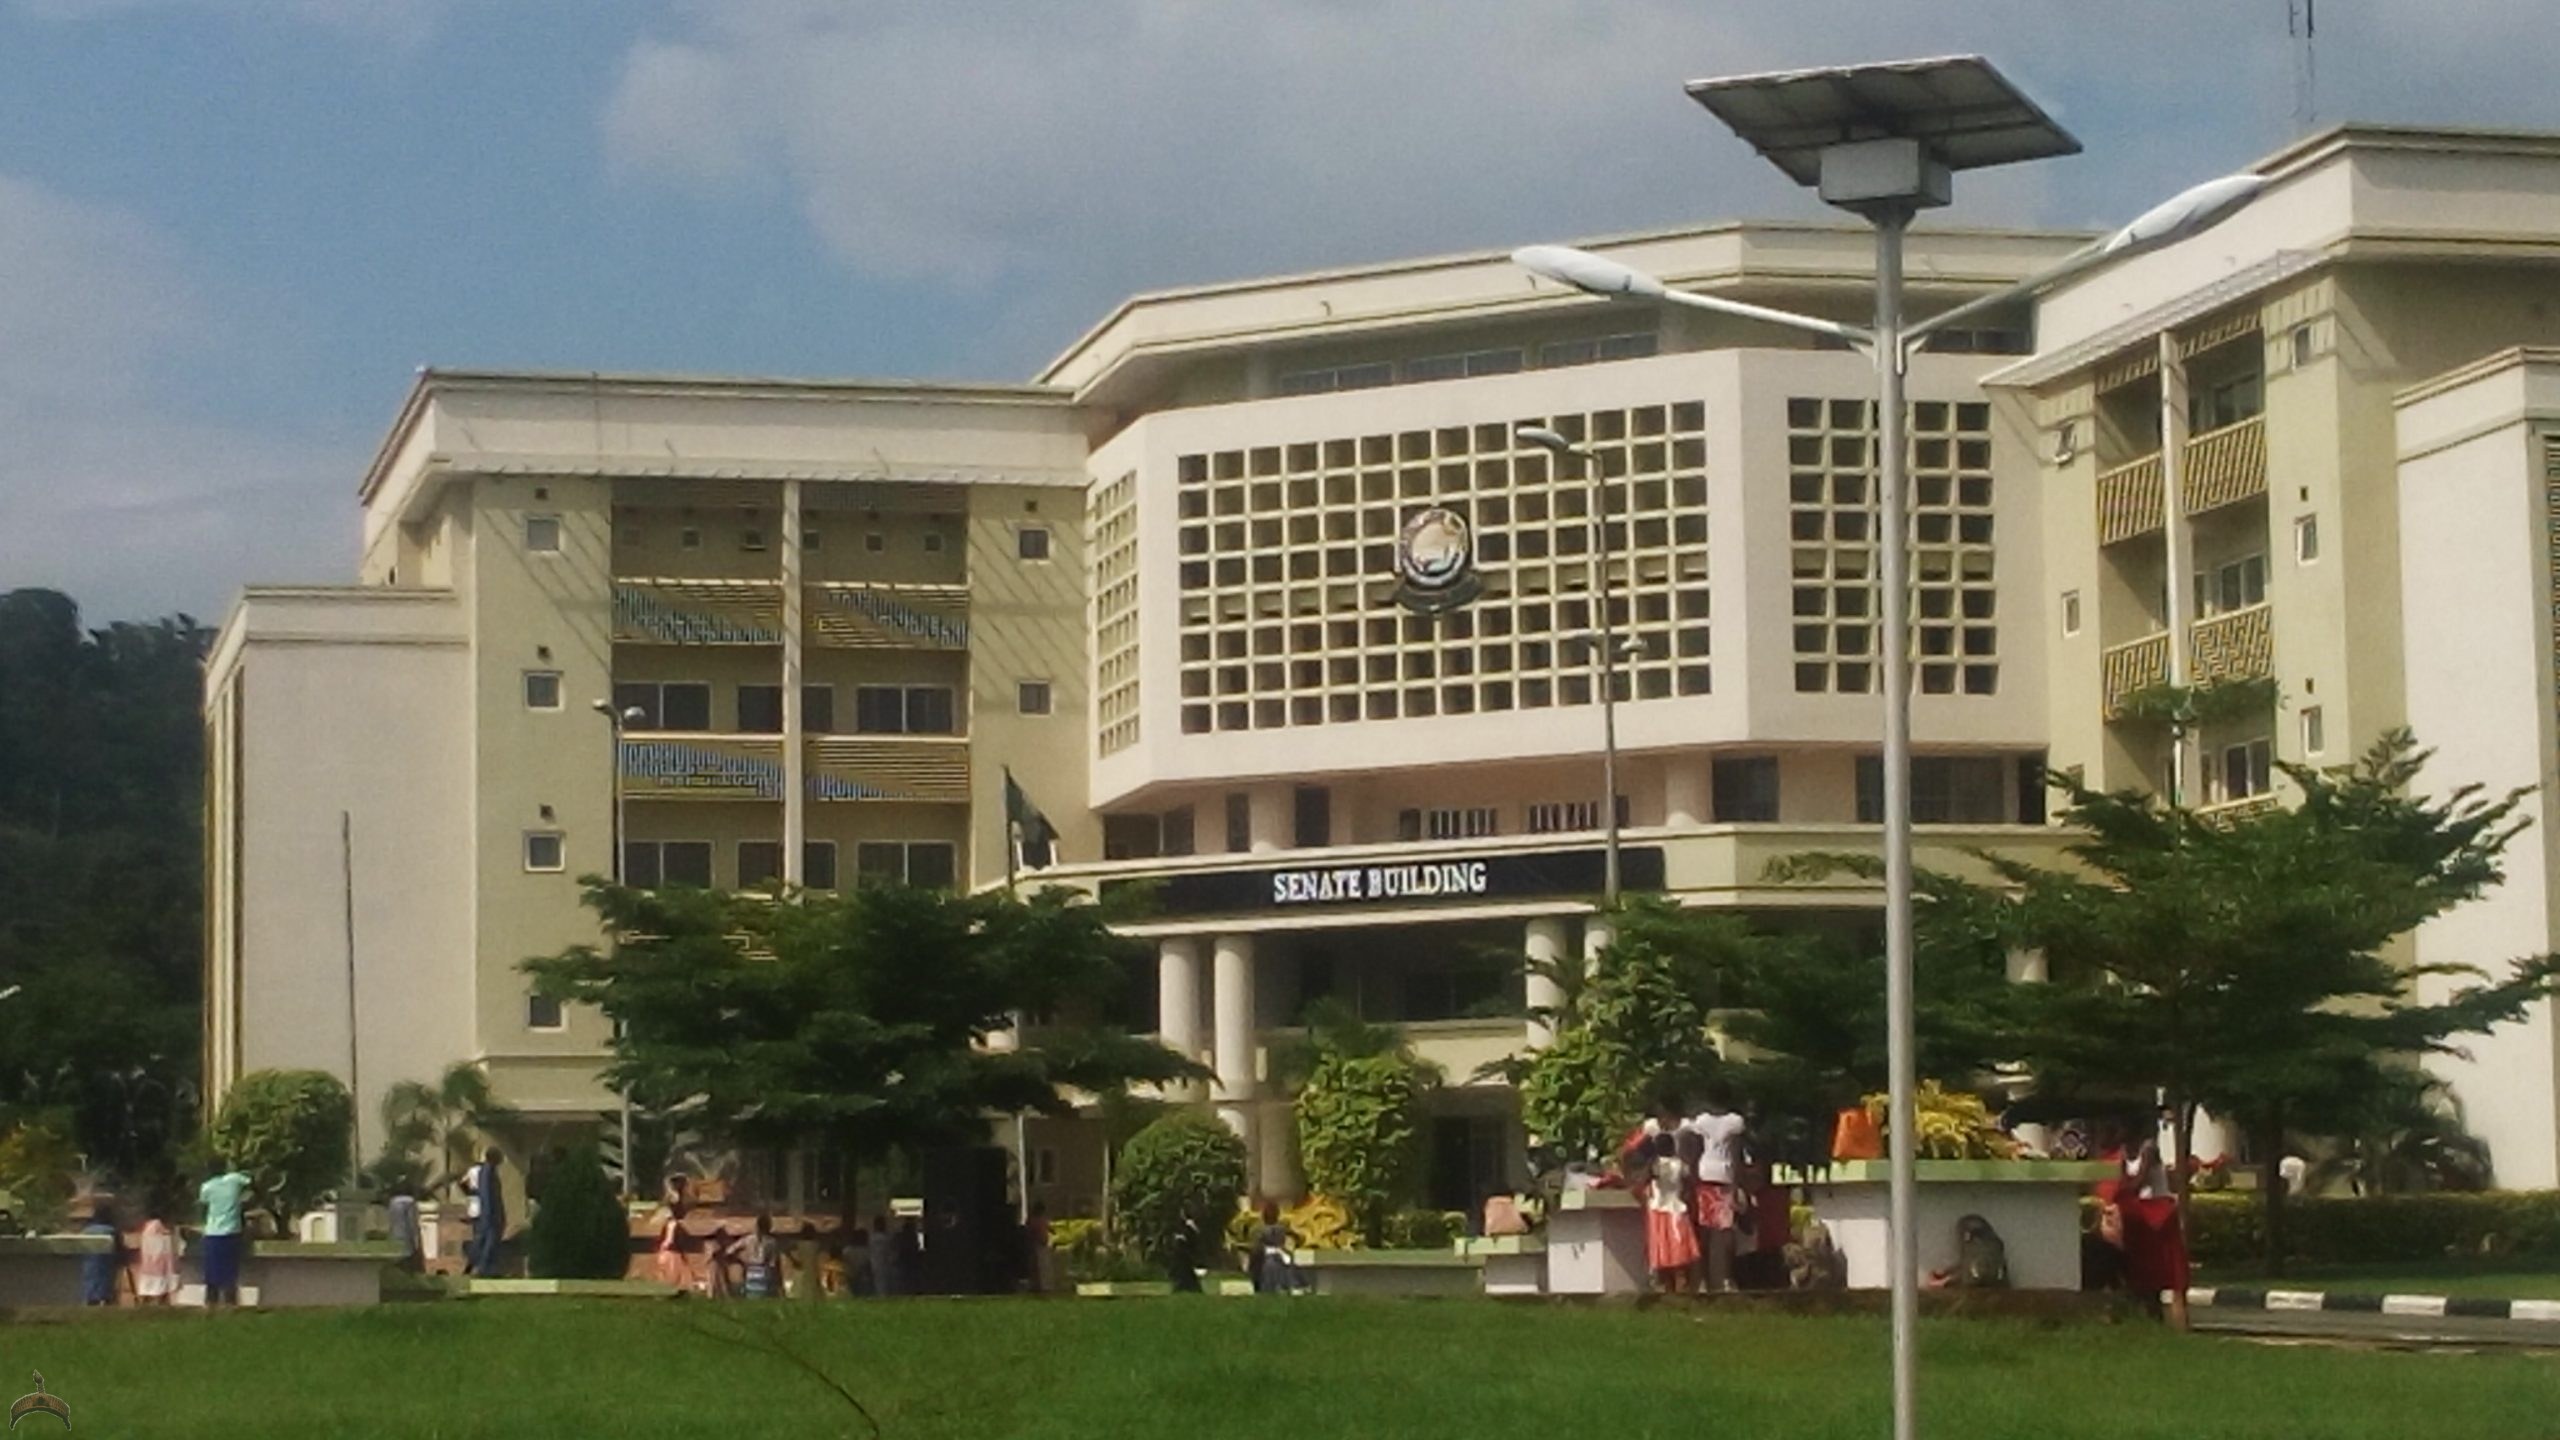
523,831,566,872
1017,526,1052,561
1527,800,1601,834
523,670,563,710
1294,786,1331,847
1397,806,1499,841
1275,362,1394,396
2217,739,2274,803
2295,514,2320,564
526,993,565,1031
525,515,562,553
2189,371,2263,432
2291,324,2315,368
2196,554,2268,616
737,685,835,734
679,527,703,551
923,531,946,554
740,527,769,553
1017,681,1052,716
2301,705,2326,756
855,840,957,889
853,685,955,735
2060,591,2082,637
737,840,836,891
623,839,712,890
865,532,886,553
1224,793,1252,853
614,681,712,731
802,528,822,550
1712,757,1781,823
1856,755,2007,824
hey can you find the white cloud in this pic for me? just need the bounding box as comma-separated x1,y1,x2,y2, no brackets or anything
601,0,2560,371
0,174,359,621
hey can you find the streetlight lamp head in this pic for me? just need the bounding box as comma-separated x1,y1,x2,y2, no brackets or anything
622,706,646,724
591,699,614,715
2100,172,2268,255
1511,245,1667,300
1513,425,1575,455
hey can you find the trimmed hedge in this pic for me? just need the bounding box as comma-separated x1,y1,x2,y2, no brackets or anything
2182,1191,2560,1266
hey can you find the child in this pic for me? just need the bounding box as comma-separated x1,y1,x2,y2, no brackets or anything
654,1198,693,1289
1640,1115,1699,1293
733,1213,785,1299
134,1207,181,1305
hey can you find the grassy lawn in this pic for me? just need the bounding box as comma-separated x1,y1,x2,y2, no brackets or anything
2192,1256,2560,1300
7,1297,2555,1439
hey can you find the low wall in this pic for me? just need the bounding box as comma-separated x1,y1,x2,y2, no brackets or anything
0,1236,399,1308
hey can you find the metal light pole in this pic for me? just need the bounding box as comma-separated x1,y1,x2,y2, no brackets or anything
1514,55,2265,1440
592,699,644,1195
1516,425,1627,906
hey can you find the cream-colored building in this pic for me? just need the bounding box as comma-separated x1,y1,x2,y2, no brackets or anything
1997,125,2560,1187
210,123,2560,1212
205,372,1095,1168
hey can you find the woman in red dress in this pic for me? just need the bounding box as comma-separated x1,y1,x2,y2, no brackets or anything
2095,1129,2190,1326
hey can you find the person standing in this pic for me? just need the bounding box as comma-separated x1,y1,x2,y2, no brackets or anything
733,1213,786,1299
79,1201,128,1307
385,1184,423,1274
134,1207,181,1305
1686,1086,1748,1294
1634,1105,1699,1294
198,1158,253,1306
463,1148,507,1277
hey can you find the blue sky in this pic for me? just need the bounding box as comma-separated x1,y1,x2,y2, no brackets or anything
7,0,2558,621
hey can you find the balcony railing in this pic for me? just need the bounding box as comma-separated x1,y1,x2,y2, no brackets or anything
809,735,971,804
2199,792,2282,826
2101,604,2274,722
613,579,782,646
2184,415,2268,516
619,734,971,803
2100,632,2170,719
2096,453,2165,547
620,735,785,799
611,578,970,649
808,583,969,650
2191,602,2274,686
2092,414,2270,548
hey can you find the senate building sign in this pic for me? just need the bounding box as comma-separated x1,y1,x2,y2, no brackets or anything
1105,844,1667,918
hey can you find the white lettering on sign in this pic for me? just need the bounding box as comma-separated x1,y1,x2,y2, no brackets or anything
1270,860,1489,905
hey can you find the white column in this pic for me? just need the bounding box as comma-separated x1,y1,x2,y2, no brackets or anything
1247,786,1291,853
1662,756,1712,828
2004,949,2048,984
2158,333,2199,808
1524,917,1570,1051
1582,917,1615,964
781,478,806,886
1257,1101,1300,1202
1213,933,1258,1155
1158,938,1203,1100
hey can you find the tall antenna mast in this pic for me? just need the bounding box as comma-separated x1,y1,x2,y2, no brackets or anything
2289,0,2320,132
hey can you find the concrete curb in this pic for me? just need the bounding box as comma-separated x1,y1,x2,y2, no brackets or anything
2180,1286,2560,1322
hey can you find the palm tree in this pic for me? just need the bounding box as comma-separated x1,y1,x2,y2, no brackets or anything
374,1063,512,1206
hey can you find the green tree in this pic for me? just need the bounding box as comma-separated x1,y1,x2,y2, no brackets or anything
1284,1003,1436,1244
1992,731,2560,1272
526,1142,633,1279
0,590,208,1197
1491,899,1724,1167
1111,1110,1245,1266
523,880,1202,1170
374,1063,513,1205
207,1069,355,1230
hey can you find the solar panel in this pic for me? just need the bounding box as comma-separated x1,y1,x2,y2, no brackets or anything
1686,55,2079,187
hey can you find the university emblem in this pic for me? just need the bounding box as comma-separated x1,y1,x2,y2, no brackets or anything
1390,506,1483,614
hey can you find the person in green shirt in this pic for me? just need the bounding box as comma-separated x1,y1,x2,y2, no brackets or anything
197,1158,253,1306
